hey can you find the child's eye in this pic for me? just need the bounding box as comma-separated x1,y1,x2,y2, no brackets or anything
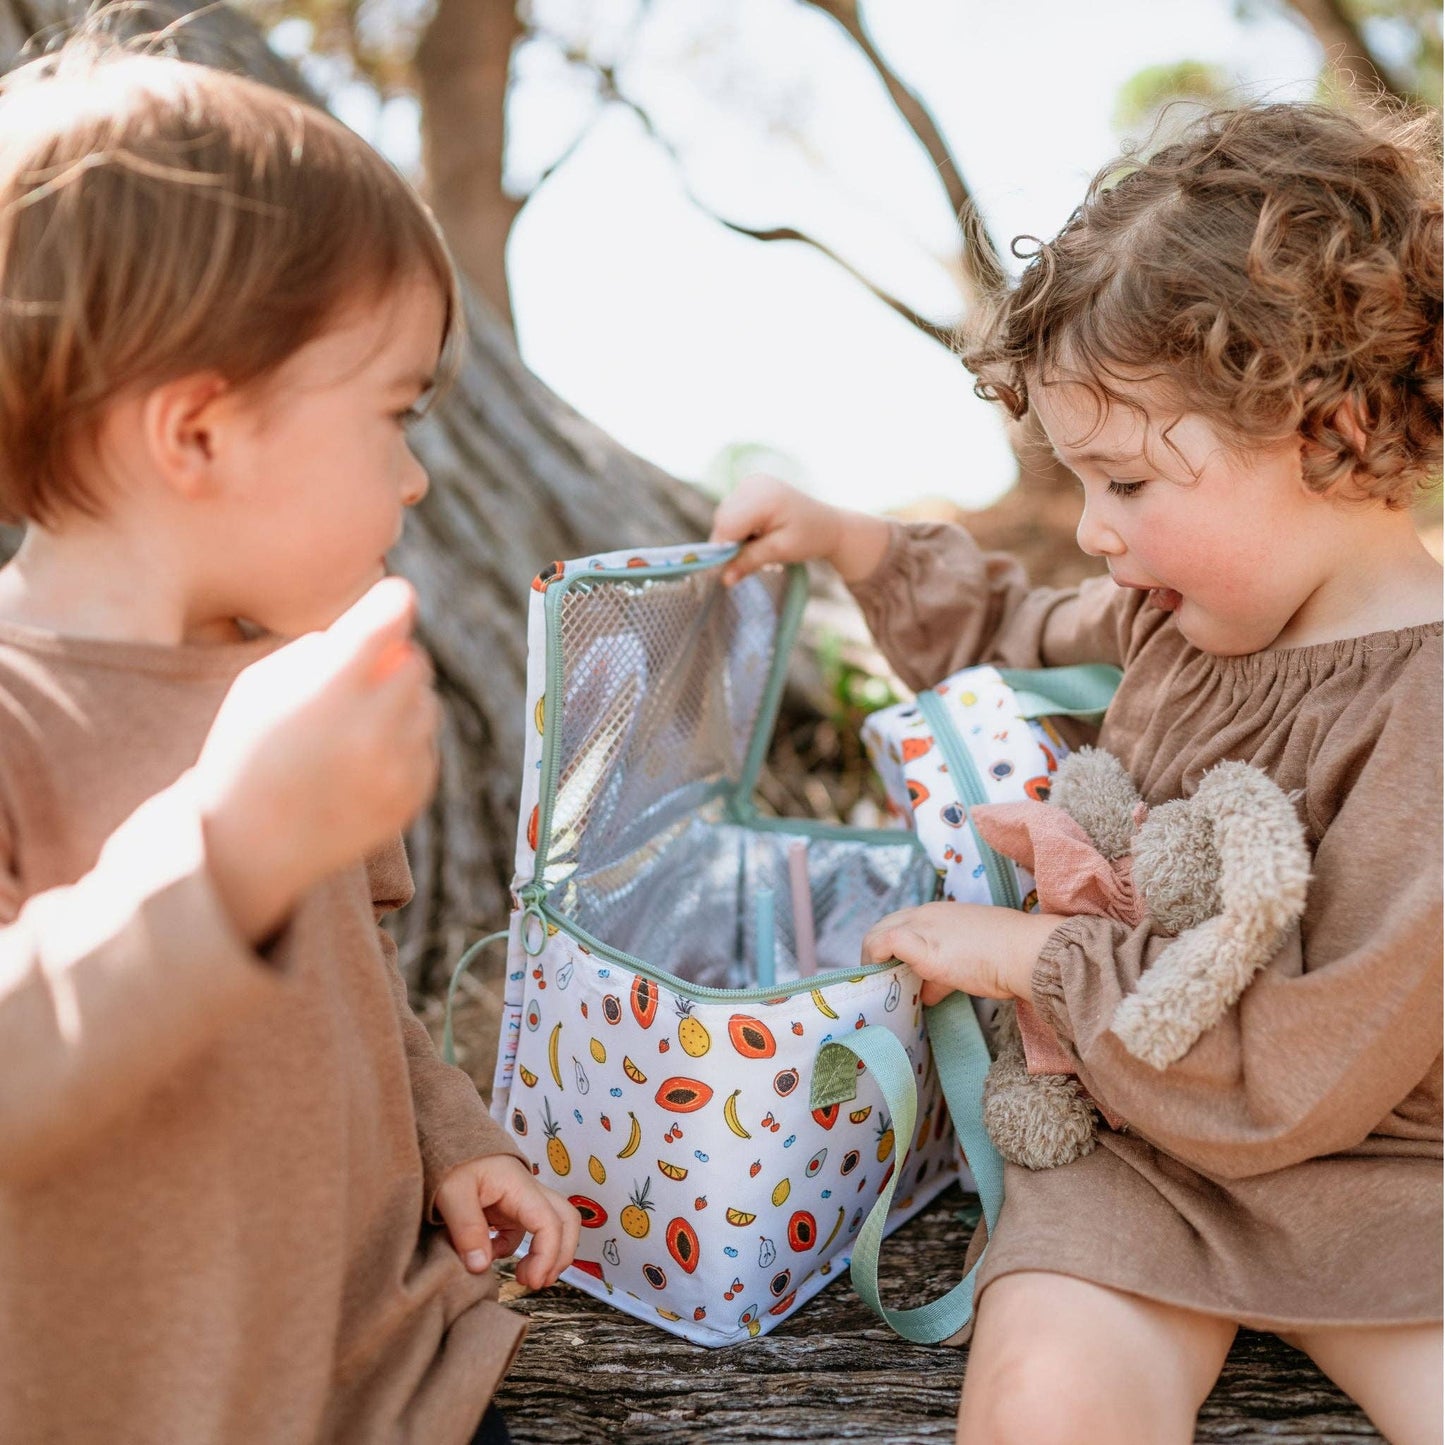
1106,478,1147,498
396,405,426,427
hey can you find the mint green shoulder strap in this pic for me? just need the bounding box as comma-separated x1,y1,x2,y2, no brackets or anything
811,991,1005,1343
995,663,1122,722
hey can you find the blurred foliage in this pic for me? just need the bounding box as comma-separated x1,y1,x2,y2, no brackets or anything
699,441,805,502
1235,0,1442,105
1120,0,1440,147
238,0,427,94
1113,60,1232,134
815,628,900,724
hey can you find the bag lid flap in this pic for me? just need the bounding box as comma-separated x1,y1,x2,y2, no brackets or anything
513,542,806,897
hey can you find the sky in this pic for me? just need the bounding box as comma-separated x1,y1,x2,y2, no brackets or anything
296,0,1328,513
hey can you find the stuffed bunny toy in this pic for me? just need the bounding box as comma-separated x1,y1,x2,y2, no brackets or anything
968,747,1311,1170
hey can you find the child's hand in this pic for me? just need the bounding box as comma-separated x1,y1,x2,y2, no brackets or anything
710,474,891,585
193,577,440,943
861,902,1066,1006
434,1155,582,1291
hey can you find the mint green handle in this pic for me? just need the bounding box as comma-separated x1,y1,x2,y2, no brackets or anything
996,663,1122,722
443,929,510,1065
815,991,1005,1343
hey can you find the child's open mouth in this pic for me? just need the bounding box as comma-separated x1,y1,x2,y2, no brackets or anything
1148,587,1183,612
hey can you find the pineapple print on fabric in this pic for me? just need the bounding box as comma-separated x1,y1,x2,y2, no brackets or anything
503,930,959,1345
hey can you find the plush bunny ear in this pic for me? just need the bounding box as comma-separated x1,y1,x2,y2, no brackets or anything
1049,747,1144,860
1111,761,1311,1069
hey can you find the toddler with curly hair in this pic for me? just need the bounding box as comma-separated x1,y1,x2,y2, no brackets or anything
715,101,1442,1444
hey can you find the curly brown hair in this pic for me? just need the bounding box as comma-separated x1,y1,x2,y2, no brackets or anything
961,102,1442,507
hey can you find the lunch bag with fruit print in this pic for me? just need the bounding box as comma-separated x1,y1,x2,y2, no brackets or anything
467,541,965,1346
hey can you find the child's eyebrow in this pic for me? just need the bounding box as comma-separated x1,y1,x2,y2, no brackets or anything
390,370,436,393
1051,445,1143,468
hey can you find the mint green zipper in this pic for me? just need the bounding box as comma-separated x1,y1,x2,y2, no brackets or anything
914,688,1022,911
520,893,895,1004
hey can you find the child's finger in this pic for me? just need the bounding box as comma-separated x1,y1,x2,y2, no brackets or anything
861,911,922,966
435,1175,494,1274
488,1224,526,1260
516,1194,580,1289
720,531,795,587
326,576,418,682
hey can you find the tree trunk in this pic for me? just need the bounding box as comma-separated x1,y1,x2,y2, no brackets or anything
414,0,523,326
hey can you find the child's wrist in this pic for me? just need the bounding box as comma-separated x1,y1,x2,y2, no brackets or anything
1007,912,1067,999
829,511,891,584
198,792,305,946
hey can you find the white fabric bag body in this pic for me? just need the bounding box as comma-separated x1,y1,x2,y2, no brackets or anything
488,543,959,1345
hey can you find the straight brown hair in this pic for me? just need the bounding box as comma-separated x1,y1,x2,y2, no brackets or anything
0,33,462,524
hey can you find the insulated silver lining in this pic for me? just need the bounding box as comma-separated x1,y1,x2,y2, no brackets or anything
544,566,785,890
541,562,937,990
553,804,938,990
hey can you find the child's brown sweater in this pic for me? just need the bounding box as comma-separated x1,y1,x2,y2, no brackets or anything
851,522,1442,1329
0,623,525,1443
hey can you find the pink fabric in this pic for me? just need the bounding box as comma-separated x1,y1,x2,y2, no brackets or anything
971,800,1138,1129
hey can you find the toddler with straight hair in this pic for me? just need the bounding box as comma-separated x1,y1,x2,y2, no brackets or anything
0,33,578,1445
715,102,1442,1443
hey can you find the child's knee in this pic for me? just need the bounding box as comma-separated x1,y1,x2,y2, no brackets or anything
960,1351,1130,1445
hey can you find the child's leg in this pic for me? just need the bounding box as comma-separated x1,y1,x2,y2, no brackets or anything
956,1270,1237,1445
1277,1324,1443,1445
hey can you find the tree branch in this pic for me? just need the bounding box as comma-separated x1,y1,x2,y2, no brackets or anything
799,0,1005,302
575,55,958,349
1281,0,1416,104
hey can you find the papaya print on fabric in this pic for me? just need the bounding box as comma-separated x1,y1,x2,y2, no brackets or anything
501,931,958,1345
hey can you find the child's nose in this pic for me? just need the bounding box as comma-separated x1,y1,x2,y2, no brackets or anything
400,452,430,508
1075,498,1123,558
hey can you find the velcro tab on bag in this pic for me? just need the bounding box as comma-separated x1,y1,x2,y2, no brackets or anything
810,1040,864,1110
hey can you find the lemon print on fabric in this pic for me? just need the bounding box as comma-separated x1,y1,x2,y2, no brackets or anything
621,1179,655,1238
541,1098,570,1176
674,997,711,1057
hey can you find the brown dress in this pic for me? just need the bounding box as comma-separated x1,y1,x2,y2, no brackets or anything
850,521,1443,1330
0,623,526,1444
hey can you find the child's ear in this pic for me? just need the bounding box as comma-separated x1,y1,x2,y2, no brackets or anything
1299,391,1370,486
1329,393,1371,455
142,373,234,500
